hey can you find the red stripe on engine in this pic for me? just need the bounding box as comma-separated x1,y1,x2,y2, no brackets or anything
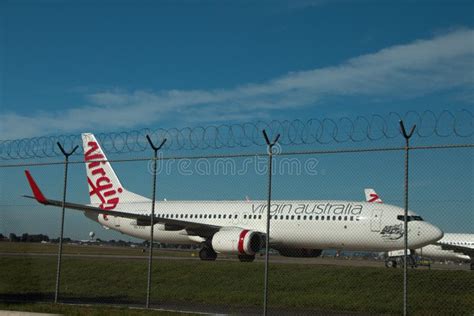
238,230,249,254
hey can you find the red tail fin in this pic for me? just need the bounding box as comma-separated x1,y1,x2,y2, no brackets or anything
24,170,47,204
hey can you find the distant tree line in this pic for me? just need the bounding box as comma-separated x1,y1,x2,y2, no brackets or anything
1,233,142,246
5,233,53,243
0,233,199,250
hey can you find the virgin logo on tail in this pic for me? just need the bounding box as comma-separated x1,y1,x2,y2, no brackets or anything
365,189,383,203
85,141,122,211
368,193,382,203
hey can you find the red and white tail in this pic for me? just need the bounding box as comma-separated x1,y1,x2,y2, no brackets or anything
365,188,383,203
81,133,149,210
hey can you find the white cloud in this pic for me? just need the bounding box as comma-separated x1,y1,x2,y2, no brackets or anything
1,29,473,139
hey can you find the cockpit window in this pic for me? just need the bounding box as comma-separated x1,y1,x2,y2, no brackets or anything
397,215,424,222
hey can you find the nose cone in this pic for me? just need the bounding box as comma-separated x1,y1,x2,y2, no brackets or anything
434,226,444,242
420,223,444,246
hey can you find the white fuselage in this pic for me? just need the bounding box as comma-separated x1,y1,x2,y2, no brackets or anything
87,200,443,252
415,233,473,262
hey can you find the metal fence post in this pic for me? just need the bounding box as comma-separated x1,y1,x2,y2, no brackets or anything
399,121,416,316
145,135,167,308
262,130,280,316
54,142,78,303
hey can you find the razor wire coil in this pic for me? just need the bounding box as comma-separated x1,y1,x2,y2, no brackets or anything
0,109,472,160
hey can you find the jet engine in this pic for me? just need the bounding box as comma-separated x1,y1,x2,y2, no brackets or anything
211,229,262,255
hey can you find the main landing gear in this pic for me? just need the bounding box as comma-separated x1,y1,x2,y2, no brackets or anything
198,246,256,262
199,246,217,261
238,254,255,262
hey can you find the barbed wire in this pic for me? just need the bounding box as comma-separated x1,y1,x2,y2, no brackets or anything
0,109,472,160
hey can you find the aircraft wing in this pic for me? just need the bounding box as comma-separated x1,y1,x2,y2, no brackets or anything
437,242,474,259
24,170,222,238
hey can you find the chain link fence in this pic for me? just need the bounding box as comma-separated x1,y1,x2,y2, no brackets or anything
0,112,473,315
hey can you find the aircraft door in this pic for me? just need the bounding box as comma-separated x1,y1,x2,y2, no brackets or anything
370,209,383,232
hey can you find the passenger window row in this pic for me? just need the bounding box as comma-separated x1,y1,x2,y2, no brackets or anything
270,215,358,221
158,213,238,220
156,213,358,222
445,241,473,246
243,214,263,220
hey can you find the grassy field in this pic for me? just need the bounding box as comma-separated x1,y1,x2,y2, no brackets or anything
0,302,196,315
1,255,473,315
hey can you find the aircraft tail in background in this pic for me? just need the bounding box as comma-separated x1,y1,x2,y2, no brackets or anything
81,133,149,210
365,188,383,203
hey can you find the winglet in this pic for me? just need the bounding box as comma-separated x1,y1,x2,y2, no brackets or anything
24,170,47,204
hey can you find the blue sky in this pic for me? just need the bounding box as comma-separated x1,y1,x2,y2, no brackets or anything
0,1,473,240
1,0,473,139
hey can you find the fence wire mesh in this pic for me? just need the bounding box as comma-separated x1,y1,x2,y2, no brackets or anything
0,117,473,315
0,109,472,160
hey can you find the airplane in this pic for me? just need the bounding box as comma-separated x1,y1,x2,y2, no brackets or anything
23,133,443,263
365,188,473,269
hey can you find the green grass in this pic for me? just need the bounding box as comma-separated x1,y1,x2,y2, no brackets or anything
0,302,196,315
1,256,473,315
